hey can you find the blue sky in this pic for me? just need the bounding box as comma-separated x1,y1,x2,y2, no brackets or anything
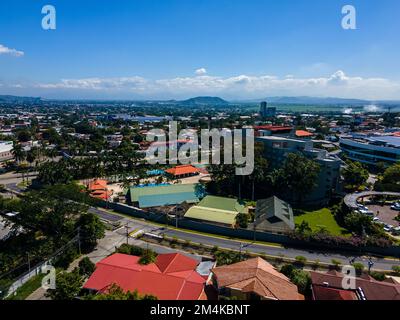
1,0,400,100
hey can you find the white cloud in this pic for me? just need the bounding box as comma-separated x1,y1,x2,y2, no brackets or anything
0,44,24,57
31,70,400,100
195,68,207,76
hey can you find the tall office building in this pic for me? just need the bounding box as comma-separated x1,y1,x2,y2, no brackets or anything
260,101,276,118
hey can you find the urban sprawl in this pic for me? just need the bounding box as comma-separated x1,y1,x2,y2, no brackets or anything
0,96,400,301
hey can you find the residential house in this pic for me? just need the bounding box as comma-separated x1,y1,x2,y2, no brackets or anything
253,196,295,234
211,257,304,300
84,253,214,300
310,270,400,300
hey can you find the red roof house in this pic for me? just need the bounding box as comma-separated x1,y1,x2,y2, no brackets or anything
310,270,400,300
165,165,200,178
87,179,112,200
295,130,314,138
83,253,210,300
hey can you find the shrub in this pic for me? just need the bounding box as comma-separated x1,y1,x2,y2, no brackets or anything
331,259,342,270
352,262,365,275
78,257,95,277
392,265,400,276
369,271,386,281
295,256,307,267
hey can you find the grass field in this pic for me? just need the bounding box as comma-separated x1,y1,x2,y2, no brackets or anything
6,274,45,300
294,208,350,236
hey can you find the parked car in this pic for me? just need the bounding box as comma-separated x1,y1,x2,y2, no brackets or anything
390,203,400,211
373,217,380,222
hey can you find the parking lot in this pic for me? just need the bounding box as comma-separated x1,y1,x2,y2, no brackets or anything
368,204,400,227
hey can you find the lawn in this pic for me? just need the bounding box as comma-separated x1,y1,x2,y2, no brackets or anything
6,274,45,300
294,208,350,236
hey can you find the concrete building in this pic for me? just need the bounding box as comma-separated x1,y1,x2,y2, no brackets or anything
256,136,341,206
340,134,400,167
0,141,14,162
259,101,276,119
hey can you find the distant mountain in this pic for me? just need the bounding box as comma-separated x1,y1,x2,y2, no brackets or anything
249,96,371,105
178,96,229,106
0,95,42,104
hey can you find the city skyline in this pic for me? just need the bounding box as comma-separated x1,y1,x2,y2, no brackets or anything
1,0,400,100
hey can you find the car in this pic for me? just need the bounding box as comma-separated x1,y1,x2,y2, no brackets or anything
373,217,380,222
391,205,400,211
384,226,391,232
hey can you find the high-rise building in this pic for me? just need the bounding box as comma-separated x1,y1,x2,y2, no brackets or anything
259,101,276,118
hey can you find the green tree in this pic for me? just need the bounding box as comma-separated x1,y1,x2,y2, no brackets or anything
274,153,320,203
46,269,83,300
79,257,96,277
76,213,105,252
85,284,157,300
235,213,249,229
376,164,400,192
342,161,369,190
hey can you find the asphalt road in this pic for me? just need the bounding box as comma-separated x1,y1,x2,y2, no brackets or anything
91,208,400,271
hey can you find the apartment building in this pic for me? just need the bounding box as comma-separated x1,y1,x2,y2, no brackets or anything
256,135,341,206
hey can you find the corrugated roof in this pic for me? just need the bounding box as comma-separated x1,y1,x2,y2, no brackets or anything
184,206,238,226
197,195,247,214
130,183,201,202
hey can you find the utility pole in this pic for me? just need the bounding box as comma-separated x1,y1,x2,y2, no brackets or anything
77,227,81,255
125,222,129,244
27,253,31,273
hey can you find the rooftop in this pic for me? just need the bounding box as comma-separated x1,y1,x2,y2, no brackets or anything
212,257,303,300
84,253,208,300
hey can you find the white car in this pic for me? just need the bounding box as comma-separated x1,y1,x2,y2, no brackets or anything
373,217,380,222
391,204,400,211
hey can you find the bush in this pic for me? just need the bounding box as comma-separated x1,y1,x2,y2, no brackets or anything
116,243,144,256
392,265,400,276
138,250,157,265
352,262,365,275
369,271,386,281
331,259,342,270
78,257,95,277
295,256,307,267
280,264,311,295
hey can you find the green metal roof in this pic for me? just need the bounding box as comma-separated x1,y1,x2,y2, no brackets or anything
184,206,238,226
197,195,247,214
129,183,203,202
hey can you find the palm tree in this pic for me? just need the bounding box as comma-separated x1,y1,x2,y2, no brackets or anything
12,143,26,165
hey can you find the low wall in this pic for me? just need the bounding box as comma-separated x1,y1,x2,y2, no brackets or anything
97,201,400,258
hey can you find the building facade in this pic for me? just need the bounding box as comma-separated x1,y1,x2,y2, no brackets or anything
340,134,400,167
256,136,341,206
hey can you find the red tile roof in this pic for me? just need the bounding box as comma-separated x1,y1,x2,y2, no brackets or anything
310,270,400,300
165,165,200,176
312,285,358,300
88,179,108,191
254,125,293,132
295,130,313,137
84,253,206,300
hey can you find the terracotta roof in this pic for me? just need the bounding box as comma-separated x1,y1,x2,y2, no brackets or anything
88,179,108,191
254,125,293,132
295,130,313,137
312,286,358,300
165,165,200,176
84,253,206,300
211,257,303,300
310,270,400,300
